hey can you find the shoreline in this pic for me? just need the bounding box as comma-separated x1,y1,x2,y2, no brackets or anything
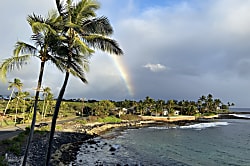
52,115,218,165
4,115,218,165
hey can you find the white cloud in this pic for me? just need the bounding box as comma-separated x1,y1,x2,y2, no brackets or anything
143,63,167,72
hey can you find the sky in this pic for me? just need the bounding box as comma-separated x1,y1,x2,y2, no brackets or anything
1,0,250,107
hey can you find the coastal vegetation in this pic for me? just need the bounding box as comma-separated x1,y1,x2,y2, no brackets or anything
0,91,233,127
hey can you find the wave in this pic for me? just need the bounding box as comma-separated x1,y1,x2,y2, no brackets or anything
180,122,229,130
148,126,178,130
229,114,250,119
148,122,229,130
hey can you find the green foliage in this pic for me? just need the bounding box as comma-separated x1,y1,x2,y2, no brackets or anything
55,125,63,131
97,116,122,123
76,119,87,124
0,131,28,156
0,155,7,166
7,142,21,155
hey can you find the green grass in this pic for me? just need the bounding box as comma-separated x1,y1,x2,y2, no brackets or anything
0,131,27,156
76,119,87,124
97,116,122,123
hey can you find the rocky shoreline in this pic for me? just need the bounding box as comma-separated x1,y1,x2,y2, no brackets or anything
4,120,158,165
4,116,214,165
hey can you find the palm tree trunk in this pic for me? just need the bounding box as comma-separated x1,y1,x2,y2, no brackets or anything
15,98,19,126
22,61,45,166
3,88,14,115
45,71,69,166
1,89,14,126
44,100,49,119
42,95,46,119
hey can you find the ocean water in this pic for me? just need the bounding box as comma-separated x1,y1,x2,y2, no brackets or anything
230,107,250,112
71,118,250,166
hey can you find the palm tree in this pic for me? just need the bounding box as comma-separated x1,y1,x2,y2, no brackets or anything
13,91,30,125
3,78,23,116
41,86,52,119
214,98,221,111
155,99,165,116
18,91,30,123
0,11,65,166
166,100,175,116
46,0,123,164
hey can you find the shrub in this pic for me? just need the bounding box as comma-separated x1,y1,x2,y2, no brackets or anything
76,119,87,124
97,116,121,123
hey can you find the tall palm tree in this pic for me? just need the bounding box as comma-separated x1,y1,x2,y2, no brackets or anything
0,11,65,166
46,0,123,164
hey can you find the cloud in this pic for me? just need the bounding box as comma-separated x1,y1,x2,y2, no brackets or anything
143,63,167,72
2,0,250,107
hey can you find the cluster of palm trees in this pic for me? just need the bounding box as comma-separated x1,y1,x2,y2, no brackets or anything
0,0,123,165
114,95,232,116
1,78,54,122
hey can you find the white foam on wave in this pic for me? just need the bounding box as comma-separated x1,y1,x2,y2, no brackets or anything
148,126,177,130
229,114,250,119
180,122,229,130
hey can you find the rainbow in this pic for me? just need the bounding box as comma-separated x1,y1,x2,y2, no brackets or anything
111,55,134,96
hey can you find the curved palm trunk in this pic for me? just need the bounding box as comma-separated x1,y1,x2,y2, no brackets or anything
1,89,14,126
46,71,69,166
3,88,14,115
22,61,45,166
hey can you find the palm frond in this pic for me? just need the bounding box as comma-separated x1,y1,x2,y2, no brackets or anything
82,16,113,35
0,55,31,82
27,13,46,26
13,41,37,56
73,35,94,55
73,0,100,23
68,61,88,83
28,13,58,35
31,33,45,48
49,55,67,73
84,35,123,55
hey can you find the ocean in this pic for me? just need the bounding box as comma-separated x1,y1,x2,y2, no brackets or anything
71,112,250,166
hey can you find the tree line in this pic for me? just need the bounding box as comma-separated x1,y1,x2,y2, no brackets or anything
1,80,234,122
81,94,234,117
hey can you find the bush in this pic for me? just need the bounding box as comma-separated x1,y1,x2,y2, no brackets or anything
0,155,7,166
97,116,122,123
7,142,21,155
76,119,87,124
